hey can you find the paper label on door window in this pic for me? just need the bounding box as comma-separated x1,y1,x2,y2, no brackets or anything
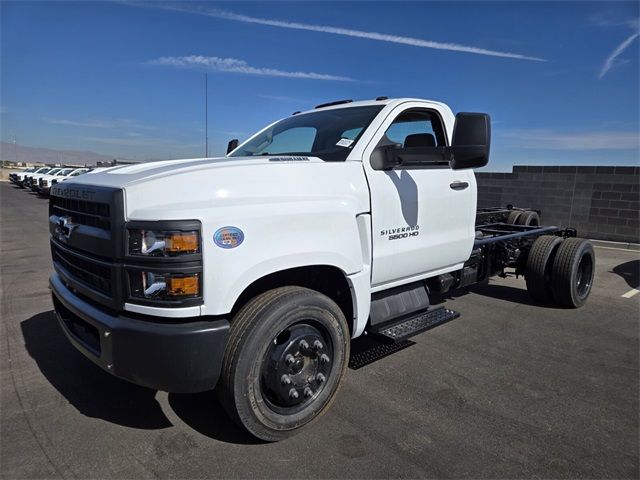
336,138,354,148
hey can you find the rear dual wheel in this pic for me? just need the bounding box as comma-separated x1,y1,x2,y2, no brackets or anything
525,236,595,307
550,238,595,308
217,286,349,441
507,210,540,226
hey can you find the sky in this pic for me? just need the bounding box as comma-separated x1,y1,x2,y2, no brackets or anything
1,1,639,171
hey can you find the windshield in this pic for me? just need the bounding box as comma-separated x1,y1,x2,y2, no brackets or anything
47,168,61,176
58,169,73,175
36,168,50,174
229,105,384,162
70,168,89,176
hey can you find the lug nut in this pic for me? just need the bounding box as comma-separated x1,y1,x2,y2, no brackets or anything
299,339,309,350
285,354,295,366
316,373,326,384
281,374,292,386
304,387,313,398
320,353,330,364
289,388,299,400
313,340,323,350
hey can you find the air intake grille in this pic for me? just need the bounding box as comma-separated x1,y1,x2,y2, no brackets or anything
50,196,111,230
52,244,112,295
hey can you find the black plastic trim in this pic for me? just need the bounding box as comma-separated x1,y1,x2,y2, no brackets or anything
50,273,229,393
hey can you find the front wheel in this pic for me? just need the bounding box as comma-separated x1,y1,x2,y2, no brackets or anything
217,286,350,441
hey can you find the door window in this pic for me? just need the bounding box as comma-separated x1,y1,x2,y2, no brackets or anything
385,109,447,148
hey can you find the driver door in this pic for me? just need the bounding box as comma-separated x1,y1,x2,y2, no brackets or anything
363,103,476,289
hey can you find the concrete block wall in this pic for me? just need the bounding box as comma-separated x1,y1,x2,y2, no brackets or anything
476,166,640,243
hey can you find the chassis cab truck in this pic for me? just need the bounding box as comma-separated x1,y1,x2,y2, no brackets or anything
49,98,595,440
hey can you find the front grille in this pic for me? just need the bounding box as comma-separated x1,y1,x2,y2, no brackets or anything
53,243,112,295
50,196,111,230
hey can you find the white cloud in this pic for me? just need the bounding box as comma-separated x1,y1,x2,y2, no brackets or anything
43,118,113,128
148,55,353,81
43,117,155,129
82,136,175,146
589,14,639,30
599,32,639,78
139,3,545,62
500,130,640,150
257,94,309,103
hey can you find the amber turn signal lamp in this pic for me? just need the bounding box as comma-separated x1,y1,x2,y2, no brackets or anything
166,275,199,296
165,232,199,254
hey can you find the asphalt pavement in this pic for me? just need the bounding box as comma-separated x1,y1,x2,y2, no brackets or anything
1,181,638,479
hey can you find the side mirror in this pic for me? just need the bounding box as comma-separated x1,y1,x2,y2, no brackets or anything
226,139,239,154
449,113,490,170
370,137,402,170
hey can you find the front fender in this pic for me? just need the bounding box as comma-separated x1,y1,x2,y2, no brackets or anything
200,202,366,316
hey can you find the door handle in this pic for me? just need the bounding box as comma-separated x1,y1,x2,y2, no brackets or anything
450,181,469,191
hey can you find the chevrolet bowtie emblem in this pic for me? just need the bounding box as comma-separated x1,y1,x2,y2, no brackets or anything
57,215,78,241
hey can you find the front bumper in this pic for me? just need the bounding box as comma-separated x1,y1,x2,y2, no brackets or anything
50,273,229,393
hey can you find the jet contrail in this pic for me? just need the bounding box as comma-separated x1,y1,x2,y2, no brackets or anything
135,3,546,62
599,32,639,78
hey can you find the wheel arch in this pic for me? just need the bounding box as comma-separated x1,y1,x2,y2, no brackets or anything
229,265,356,335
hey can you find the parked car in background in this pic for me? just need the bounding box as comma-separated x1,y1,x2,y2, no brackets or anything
22,167,52,189
9,167,36,186
31,168,62,192
39,167,91,196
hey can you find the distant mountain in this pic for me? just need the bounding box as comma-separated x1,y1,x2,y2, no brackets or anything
0,142,128,165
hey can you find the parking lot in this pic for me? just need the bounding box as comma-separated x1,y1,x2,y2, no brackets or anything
1,180,638,479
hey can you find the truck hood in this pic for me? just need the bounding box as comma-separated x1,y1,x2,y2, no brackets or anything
64,156,371,221
68,156,324,189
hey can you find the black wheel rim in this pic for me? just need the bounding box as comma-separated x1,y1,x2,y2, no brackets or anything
576,251,594,298
260,322,334,415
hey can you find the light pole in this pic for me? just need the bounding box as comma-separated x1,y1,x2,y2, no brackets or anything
205,73,209,158
12,135,17,164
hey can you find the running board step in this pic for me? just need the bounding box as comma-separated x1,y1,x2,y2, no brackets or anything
349,338,415,370
370,306,460,343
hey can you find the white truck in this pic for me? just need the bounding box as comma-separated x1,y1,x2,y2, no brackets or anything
48,97,595,441
11,166,48,188
8,167,36,186
38,167,92,196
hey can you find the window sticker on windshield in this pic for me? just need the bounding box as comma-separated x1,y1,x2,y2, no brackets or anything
336,138,354,148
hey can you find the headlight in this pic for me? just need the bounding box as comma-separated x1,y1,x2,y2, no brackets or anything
129,271,201,300
128,229,200,257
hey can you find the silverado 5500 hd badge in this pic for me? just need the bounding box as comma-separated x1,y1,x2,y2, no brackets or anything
381,225,420,241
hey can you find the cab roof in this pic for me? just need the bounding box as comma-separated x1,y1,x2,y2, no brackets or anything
294,97,449,116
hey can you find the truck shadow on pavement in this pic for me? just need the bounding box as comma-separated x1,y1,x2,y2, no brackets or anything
168,392,262,444
21,311,257,444
613,260,640,289
21,311,172,429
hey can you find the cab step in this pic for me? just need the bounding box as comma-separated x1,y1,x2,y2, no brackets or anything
348,338,415,370
370,306,460,343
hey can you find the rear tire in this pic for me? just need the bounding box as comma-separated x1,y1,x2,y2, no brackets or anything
550,238,595,308
525,235,563,303
217,286,350,441
516,210,540,227
506,210,521,224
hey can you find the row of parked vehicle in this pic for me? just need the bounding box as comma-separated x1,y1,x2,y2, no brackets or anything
8,166,108,196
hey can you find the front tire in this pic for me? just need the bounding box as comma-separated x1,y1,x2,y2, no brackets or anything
217,286,350,441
